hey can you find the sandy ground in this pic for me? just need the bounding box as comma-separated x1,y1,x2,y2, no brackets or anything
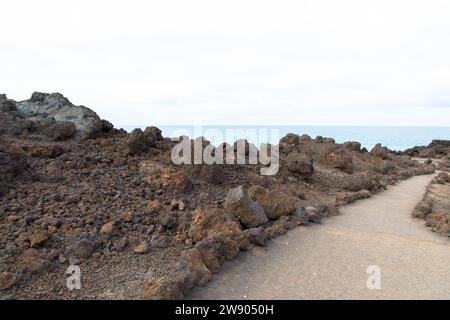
189,174,450,300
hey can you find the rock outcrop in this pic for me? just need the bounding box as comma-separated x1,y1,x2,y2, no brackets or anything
1,92,113,140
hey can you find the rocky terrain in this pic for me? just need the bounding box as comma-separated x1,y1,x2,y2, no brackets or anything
406,140,450,238
0,92,440,299
404,140,450,171
412,172,450,238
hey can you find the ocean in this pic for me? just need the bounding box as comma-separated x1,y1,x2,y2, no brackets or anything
121,125,450,151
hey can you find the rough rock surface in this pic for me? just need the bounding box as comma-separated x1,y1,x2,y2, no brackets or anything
285,152,314,179
412,172,450,237
248,185,297,219
224,186,268,228
16,92,102,138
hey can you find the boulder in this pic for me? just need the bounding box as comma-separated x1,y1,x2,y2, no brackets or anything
73,236,98,258
343,141,361,152
243,227,268,246
299,134,311,141
285,152,314,178
425,213,449,235
144,275,187,300
295,206,322,223
188,207,247,249
150,233,171,248
436,172,450,184
101,119,114,132
199,164,225,185
175,248,212,287
144,126,163,143
412,202,431,219
264,222,286,238
224,186,268,228
30,144,65,158
16,92,103,139
321,149,353,174
126,129,147,155
315,136,324,143
248,185,297,219
370,143,388,159
195,236,240,273
159,214,176,230
0,94,16,112
305,206,322,223
280,133,299,145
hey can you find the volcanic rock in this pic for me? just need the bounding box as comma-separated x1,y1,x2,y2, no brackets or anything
248,185,297,219
224,186,268,228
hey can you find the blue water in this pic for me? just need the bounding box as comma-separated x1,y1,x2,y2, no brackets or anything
120,125,450,151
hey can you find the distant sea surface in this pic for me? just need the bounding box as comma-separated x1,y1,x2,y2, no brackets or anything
121,125,450,151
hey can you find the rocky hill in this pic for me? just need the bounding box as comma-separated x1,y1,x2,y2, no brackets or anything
0,93,440,299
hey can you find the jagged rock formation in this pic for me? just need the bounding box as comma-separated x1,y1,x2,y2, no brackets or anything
0,92,114,140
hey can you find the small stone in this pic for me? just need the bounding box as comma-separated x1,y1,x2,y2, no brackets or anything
30,230,48,248
264,223,286,238
47,225,58,234
100,221,120,236
294,206,309,224
296,192,306,200
0,272,17,290
134,242,149,254
170,199,179,210
120,211,134,222
147,200,162,213
160,214,176,229
150,233,170,248
178,200,186,211
73,237,97,258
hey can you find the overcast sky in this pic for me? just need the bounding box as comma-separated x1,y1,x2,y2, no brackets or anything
1,0,450,126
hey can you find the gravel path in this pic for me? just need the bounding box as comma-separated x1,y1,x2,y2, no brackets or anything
189,174,450,299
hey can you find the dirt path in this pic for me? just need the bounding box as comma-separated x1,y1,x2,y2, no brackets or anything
189,174,450,299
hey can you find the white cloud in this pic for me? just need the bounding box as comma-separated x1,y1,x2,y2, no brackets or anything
1,0,450,126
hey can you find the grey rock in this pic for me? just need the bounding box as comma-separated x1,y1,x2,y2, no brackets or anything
285,152,314,178
15,92,102,139
224,186,268,228
294,206,309,224
243,227,267,246
126,128,147,155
